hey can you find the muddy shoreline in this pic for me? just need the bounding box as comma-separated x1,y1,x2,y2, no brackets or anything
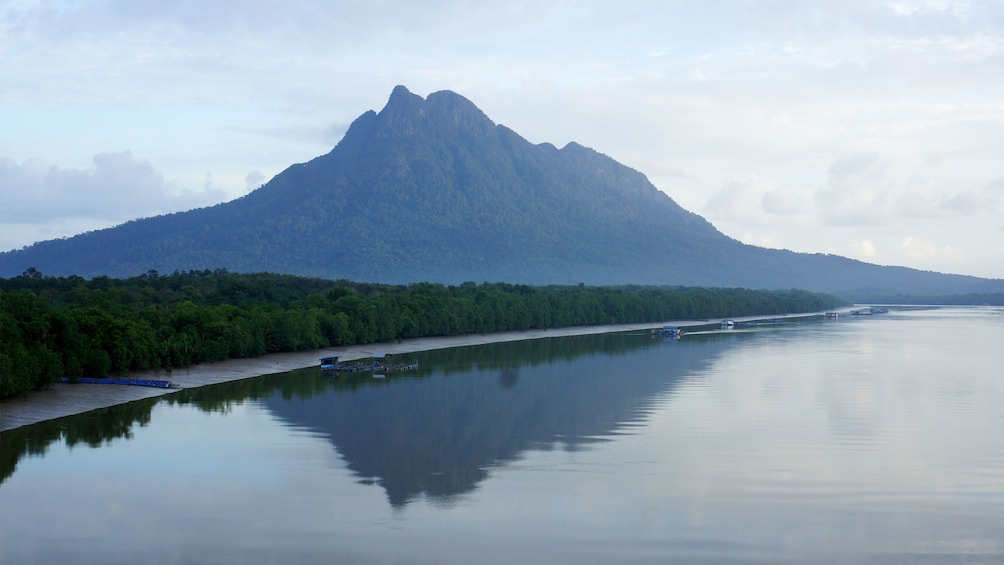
1,322,665,432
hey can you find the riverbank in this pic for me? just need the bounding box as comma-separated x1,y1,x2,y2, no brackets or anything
1,322,669,432
1,308,848,432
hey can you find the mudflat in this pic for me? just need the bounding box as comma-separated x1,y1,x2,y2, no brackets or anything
1,323,662,432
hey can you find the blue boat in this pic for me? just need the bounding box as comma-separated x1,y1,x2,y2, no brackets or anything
61,377,175,388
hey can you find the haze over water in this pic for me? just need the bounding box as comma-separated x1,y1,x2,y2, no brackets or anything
2,307,1003,563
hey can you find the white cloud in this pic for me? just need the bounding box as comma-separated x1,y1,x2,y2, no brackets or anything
740,233,780,249
939,190,991,215
705,177,770,222
888,0,974,19
760,189,801,215
900,235,962,261
893,174,1000,219
245,171,266,193
816,153,893,225
704,175,801,225
0,151,227,223
851,239,878,259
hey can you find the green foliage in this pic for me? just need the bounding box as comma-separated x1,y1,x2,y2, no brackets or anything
0,270,843,398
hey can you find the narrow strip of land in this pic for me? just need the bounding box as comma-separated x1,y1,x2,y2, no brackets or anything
0,311,839,432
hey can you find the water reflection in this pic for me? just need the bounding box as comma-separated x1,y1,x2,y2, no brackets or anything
0,330,743,493
6,311,1004,562
262,332,738,507
1,398,158,487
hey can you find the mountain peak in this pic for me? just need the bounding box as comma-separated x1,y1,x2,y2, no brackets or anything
386,84,422,108
376,86,496,138
390,84,413,98
379,85,424,122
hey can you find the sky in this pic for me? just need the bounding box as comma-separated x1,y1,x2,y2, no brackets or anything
2,0,1003,279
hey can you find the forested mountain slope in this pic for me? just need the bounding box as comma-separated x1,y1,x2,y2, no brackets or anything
0,86,999,295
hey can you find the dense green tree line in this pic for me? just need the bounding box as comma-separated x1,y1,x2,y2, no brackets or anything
0,269,842,398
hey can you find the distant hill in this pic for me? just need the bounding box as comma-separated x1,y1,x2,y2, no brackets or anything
0,85,1000,296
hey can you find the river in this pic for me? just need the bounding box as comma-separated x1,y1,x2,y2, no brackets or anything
1,306,1002,563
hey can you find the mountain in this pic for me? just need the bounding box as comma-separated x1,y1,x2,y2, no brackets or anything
0,86,1000,295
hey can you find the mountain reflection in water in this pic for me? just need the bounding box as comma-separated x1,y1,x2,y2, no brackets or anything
262,332,736,507
0,330,742,498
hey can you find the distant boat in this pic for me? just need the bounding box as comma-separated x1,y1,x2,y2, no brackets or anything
721,319,735,329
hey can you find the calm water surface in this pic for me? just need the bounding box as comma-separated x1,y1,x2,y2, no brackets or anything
2,306,1003,563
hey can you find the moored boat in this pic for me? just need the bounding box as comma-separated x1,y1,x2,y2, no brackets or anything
320,356,340,373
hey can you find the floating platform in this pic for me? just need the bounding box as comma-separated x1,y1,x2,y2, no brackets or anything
651,325,684,339
651,309,863,341
851,307,889,316
320,355,418,375
61,377,177,388
327,362,420,374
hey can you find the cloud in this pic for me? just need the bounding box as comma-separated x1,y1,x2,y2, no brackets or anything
245,171,265,192
900,235,961,261
896,177,951,219
224,122,351,147
760,189,801,215
939,190,992,215
704,177,768,223
896,175,1000,218
0,151,228,223
888,1,973,19
816,153,893,225
851,239,878,259
704,175,802,225
740,233,780,249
